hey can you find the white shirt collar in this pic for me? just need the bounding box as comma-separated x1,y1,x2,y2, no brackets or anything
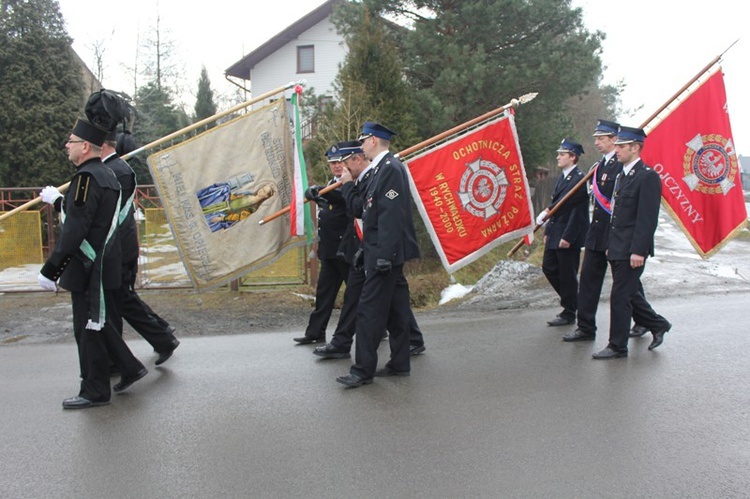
358,150,389,182
561,165,576,177
102,152,117,162
370,150,389,167
622,159,639,175
603,150,616,162
357,163,375,183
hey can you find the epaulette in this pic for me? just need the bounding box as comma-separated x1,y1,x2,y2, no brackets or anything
73,172,93,207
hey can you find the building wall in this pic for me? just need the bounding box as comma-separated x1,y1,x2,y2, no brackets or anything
250,17,347,107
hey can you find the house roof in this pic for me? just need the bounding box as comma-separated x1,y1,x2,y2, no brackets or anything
225,0,340,80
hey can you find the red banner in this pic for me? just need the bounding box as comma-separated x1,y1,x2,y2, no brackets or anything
406,112,534,272
642,69,747,258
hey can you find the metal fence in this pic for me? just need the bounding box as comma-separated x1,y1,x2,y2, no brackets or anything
0,186,308,292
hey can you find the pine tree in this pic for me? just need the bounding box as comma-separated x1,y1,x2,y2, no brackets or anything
132,80,188,183
0,0,84,187
368,0,615,169
194,66,217,127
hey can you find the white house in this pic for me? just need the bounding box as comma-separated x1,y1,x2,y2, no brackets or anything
225,0,347,108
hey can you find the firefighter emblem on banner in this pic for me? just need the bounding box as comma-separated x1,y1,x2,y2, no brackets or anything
405,111,534,272
457,157,509,220
682,133,739,195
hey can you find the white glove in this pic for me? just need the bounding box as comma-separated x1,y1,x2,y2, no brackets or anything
40,186,63,205
38,273,58,292
536,210,548,226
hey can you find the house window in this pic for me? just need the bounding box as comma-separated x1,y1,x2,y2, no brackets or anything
297,45,314,74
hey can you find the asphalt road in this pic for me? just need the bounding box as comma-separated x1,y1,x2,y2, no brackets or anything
1,291,749,498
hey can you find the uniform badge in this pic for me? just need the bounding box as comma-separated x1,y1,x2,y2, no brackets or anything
682,133,738,195
73,172,92,207
601,173,607,182
457,156,508,220
385,189,399,200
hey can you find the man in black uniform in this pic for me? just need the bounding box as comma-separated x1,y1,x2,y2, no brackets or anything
538,139,589,327
563,120,649,342
102,130,180,364
293,145,350,345
313,141,426,360
336,122,420,388
592,126,672,359
311,142,368,357
38,117,147,409
43,90,180,365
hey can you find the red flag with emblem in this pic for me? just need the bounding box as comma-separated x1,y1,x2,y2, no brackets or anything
641,68,747,258
405,111,534,272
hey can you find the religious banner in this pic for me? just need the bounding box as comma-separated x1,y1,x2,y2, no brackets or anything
406,111,534,273
642,68,747,258
148,99,303,290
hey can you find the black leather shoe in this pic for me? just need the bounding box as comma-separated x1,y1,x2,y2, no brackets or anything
62,396,110,410
563,329,595,342
155,339,180,366
629,324,648,337
592,347,628,359
113,367,148,392
313,343,350,359
293,336,325,345
374,365,410,377
547,316,574,327
648,321,672,350
410,344,426,356
336,373,373,388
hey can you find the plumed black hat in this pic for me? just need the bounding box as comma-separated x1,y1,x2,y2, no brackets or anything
84,89,136,139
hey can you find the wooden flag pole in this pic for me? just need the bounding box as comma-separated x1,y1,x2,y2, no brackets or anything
506,52,728,258
0,81,301,222
258,92,538,226
506,168,596,257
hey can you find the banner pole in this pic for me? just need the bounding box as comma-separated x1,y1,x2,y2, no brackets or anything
259,92,538,226
507,52,728,258
0,81,301,222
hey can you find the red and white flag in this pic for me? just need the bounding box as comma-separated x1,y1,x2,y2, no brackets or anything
406,111,534,272
642,68,747,258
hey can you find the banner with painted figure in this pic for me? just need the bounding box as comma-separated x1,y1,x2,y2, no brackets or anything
641,68,747,259
406,111,534,273
148,99,303,290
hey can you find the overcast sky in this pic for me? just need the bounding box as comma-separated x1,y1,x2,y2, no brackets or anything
58,0,749,155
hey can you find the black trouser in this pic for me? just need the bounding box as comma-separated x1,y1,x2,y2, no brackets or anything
331,267,424,351
608,260,670,350
578,249,651,335
329,266,363,350
116,258,176,352
543,247,581,320
303,258,349,340
350,265,411,379
72,289,144,402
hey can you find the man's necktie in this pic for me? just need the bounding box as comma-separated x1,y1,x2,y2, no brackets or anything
611,172,622,212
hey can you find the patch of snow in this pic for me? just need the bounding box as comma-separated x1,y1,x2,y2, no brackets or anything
439,283,473,305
